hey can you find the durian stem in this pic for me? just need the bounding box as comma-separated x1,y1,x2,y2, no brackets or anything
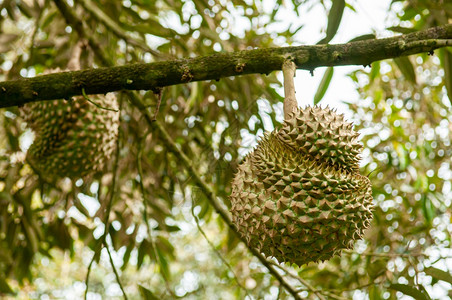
282,59,297,120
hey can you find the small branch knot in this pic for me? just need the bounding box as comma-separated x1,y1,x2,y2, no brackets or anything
333,51,342,61
235,62,246,73
181,65,194,82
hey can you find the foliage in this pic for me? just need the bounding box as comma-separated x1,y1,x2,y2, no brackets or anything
0,0,451,299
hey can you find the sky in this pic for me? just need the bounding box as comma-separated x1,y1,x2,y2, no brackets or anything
275,0,395,118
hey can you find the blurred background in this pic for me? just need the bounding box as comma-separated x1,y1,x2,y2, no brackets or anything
0,0,451,299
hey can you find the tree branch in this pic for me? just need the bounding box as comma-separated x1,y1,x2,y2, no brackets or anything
1,24,452,108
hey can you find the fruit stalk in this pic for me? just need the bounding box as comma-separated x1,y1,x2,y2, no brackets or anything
282,60,297,119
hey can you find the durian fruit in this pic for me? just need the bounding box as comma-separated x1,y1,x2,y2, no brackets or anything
229,106,373,266
20,76,119,180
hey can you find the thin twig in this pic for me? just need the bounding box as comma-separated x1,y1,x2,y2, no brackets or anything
191,190,251,298
84,245,101,299
84,98,122,299
82,88,119,112
105,245,128,300
29,2,45,65
296,278,387,296
342,250,426,258
267,260,326,300
315,291,348,300
152,88,163,121
137,134,176,297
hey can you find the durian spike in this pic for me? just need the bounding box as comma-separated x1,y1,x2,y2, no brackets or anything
282,60,297,120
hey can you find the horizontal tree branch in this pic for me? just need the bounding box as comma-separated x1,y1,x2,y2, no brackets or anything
1,25,451,108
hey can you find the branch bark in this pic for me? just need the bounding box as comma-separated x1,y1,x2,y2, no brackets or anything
1,24,452,108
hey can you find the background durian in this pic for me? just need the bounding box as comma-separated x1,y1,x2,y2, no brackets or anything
229,106,373,266
20,69,119,181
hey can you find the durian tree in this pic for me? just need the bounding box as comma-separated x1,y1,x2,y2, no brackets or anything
0,0,452,299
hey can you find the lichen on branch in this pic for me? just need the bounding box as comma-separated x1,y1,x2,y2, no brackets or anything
0,24,451,108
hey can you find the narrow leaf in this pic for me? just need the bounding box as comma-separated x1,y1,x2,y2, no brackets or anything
138,285,159,300
389,283,430,300
348,33,376,42
387,26,417,34
156,248,171,280
424,267,452,285
421,194,434,225
318,0,345,44
366,258,387,279
394,56,416,83
0,278,14,294
369,61,381,84
314,67,334,105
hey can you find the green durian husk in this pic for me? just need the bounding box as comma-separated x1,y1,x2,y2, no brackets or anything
20,78,119,180
229,106,373,266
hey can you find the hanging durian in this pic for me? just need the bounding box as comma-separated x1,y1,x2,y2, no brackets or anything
20,91,119,180
229,61,373,266
20,45,119,181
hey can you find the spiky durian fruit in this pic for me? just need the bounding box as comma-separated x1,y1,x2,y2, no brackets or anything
20,88,119,180
229,106,373,266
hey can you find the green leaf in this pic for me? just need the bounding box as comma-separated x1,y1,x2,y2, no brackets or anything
0,278,14,294
21,218,38,254
226,227,240,251
314,67,334,105
318,0,345,44
137,240,150,269
121,239,136,270
156,236,175,259
424,267,452,285
138,285,159,300
348,33,376,43
395,143,407,170
440,48,452,105
166,224,180,232
41,10,58,30
421,194,434,225
387,26,417,34
369,285,384,300
156,247,171,280
394,56,416,83
366,258,387,279
389,283,431,300
369,61,381,83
